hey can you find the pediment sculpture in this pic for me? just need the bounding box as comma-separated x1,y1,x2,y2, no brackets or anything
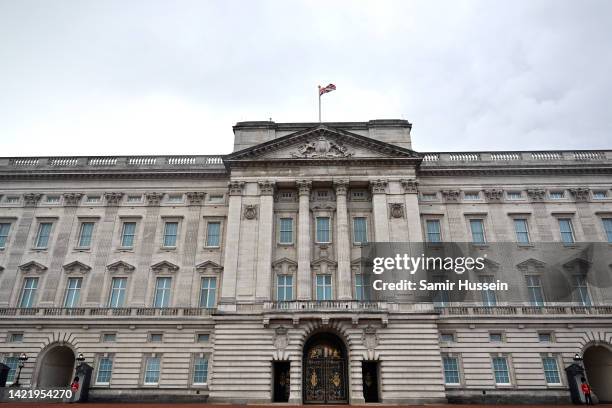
291,135,353,159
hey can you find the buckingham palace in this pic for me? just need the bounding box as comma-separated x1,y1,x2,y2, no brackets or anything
1,119,611,404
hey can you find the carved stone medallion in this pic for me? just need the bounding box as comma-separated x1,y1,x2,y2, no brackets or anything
273,326,289,350
291,135,353,159
389,203,404,219
243,204,258,220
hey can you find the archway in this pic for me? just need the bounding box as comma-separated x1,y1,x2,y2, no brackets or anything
584,345,612,402
37,345,75,387
303,332,348,404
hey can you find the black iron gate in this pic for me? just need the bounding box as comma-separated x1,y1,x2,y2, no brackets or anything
303,335,348,404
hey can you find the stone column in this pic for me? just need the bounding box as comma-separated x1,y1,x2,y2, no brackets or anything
370,179,390,242
255,180,275,300
401,179,423,242
334,180,352,299
219,181,244,307
296,180,312,300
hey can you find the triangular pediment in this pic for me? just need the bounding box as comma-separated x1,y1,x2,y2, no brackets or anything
63,261,92,274
226,125,421,164
516,258,546,271
563,258,592,271
151,260,180,273
196,260,223,273
107,260,135,273
19,261,48,274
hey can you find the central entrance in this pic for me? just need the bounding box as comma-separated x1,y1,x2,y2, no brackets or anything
37,345,75,388
303,332,348,404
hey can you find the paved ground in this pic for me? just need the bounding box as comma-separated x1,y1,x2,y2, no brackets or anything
3,405,612,407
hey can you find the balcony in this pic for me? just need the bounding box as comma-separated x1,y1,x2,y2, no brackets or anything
263,300,396,312
0,307,214,318
435,305,612,317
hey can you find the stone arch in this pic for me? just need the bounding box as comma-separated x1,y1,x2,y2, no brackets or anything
35,341,77,388
582,341,612,402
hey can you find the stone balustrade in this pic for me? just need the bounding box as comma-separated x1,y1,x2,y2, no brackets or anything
1,155,225,169
421,150,611,165
436,305,612,316
0,307,214,317
263,300,394,312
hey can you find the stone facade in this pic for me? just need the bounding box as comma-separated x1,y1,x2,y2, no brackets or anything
0,120,611,404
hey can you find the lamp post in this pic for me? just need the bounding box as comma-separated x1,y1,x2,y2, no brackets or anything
76,353,85,367
10,353,28,388
573,352,583,365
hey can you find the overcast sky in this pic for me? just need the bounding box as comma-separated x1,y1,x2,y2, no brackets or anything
1,0,611,156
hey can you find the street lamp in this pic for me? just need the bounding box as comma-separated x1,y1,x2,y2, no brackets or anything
76,353,85,366
10,353,28,388
573,353,583,363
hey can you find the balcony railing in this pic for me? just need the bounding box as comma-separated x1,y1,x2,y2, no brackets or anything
263,300,394,312
1,155,225,170
435,305,612,316
0,307,214,317
421,150,611,166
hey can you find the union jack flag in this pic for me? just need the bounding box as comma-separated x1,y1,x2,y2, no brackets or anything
319,83,336,96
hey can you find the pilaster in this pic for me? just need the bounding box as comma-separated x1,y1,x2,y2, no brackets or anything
370,179,390,242
255,180,275,300
334,180,352,300
296,180,312,300
401,178,423,242
219,181,244,307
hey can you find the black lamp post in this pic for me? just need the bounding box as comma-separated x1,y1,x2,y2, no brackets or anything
573,352,583,365
10,353,28,388
76,353,86,367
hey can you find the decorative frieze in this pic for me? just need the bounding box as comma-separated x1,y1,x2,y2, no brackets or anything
389,203,405,219
243,204,258,220
370,179,387,194
23,193,42,207
291,135,353,158
186,192,206,205
526,188,546,201
483,189,504,202
441,190,460,201
228,181,245,196
258,180,275,196
400,178,419,194
296,180,312,196
104,192,124,206
145,192,164,206
569,188,590,202
62,193,83,206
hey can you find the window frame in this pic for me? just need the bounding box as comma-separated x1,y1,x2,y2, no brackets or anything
63,277,83,308
192,354,210,386
143,355,162,386
95,354,114,386
0,222,12,249
278,217,294,245
513,218,530,245
526,274,545,306
442,355,462,386
542,355,563,386
425,218,442,243
153,276,172,308
199,276,217,308
108,277,128,308
34,221,54,249
469,218,487,245
558,218,575,245
315,216,331,244
77,221,95,249
204,220,222,248
162,220,179,248
120,221,137,249
315,274,332,300
19,277,39,308
352,216,368,245
491,355,512,386
276,274,294,301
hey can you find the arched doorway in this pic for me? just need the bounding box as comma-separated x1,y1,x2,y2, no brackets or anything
303,332,348,404
584,345,612,402
37,345,75,388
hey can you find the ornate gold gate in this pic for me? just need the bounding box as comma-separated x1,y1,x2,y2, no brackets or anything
303,333,348,404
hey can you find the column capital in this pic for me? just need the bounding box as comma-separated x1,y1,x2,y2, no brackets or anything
296,180,312,196
400,178,419,194
104,192,124,206
23,193,42,207
62,192,83,207
369,179,388,194
258,180,275,196
186,191,206,205
228,181,245,196
144,192,164,206
333,179,349,196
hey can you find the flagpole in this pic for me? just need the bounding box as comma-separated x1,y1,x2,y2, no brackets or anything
318,86,321,122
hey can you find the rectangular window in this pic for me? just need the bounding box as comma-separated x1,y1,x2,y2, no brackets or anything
154,277,172,308
513,219,530,244
149,333,163,342
593,191,607,199
506,191,523,200
35,222,53,248
538,332,553,343
9,333,24,342
526,275,544,306
206,222,221,247
4,356,19,384
279,218,293,244
464,192,480,200
46,195,60,204
480,275,497,306
78,222,94,248
440,333,455,342
5,196,20,204
196,333,210,343
127,195,141,203
421,193,437,201
602,218,612,243
144,357,161,385
426,220,442,243
108,277,127,308
167,194,183,203
193,356,209,384
490,333,503,342
470,219,486,244
432,275,450,306
0,223,11,248
316,274,332,300
63,277,82,308
542,357,561,384
19,277,38,308
443,356,460,385
573,275,592,306
276,275,293,301
492,356,511,384
96,356,113,385
353,217,367,244
162,221,178,247
86,195,101,203
316,217,331,243
208,194,224,203
549,191,565,199
199,277,216,308
355,274,365,301
102,333,117,342
558,218,575,244
120,222,136,248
